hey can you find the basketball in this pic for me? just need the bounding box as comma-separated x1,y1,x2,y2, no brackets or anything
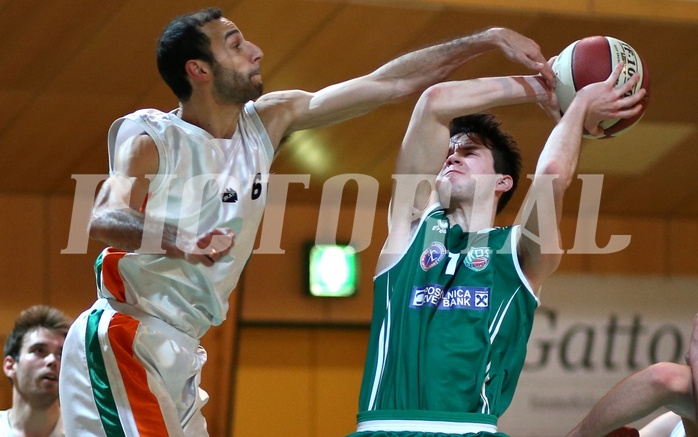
551,36,650,138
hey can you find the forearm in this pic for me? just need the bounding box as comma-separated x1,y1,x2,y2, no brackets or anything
567,370,671,437
424,75,548,123
568,363,694,437
534,94,587,187
370,29,499,99
288,30,502,131
90,208,145,251
89,209,184,257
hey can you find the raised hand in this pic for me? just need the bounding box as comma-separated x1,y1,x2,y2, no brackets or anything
491,27,556,88
576,62,646,137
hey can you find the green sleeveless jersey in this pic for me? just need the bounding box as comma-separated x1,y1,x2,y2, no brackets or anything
357,206,539,426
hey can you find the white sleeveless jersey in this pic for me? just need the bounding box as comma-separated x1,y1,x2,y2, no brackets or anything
97,102,273,339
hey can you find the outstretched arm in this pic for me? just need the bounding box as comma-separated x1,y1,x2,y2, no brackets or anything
565,363,694,437
568,315,697,437
254,28,554,147
518,63,646,292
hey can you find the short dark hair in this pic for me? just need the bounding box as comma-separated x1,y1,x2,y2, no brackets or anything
156,7,223,101
449,113,521,214
4,305,71,361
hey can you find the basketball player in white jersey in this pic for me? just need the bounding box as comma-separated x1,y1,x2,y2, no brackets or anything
59,7,557,436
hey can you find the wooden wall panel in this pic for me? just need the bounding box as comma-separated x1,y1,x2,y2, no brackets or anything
200,295,239,437
241,202,331,323
0,372,8,410
418,0,589,14
314,329,368,436
668,219,698,275
413,0,698,22
232,328,314,436
47,195,104,316
232,327,367,437
241,201,387,324
586,217,668,275
557,214,590,273
594,0,698,22
0,195,47,311
0,194,48,410
326,206,388,323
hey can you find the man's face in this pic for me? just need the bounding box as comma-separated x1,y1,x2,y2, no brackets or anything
203,18,264,103
4,327,64,406
436,133,498,202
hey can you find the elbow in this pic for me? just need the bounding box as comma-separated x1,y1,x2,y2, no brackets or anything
88,214,105,243
538,160,564,178
420,83,447,105
88,207,115,244
538,160,574,186
390,66,453,99
414,84,450,121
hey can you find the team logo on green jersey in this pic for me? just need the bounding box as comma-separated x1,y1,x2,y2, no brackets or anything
431,219,448,234
420,242,446,271
464,246,491,272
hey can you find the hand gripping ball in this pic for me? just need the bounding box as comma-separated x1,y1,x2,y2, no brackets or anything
552,36,650,138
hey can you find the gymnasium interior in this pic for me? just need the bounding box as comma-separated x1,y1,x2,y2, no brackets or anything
1,0,697,435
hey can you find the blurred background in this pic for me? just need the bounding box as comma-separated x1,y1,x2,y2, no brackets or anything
1,0,697,435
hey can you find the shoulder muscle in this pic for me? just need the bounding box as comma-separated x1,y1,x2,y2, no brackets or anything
114,134,159,178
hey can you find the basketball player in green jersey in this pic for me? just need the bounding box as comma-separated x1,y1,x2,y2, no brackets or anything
347,63,647,436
